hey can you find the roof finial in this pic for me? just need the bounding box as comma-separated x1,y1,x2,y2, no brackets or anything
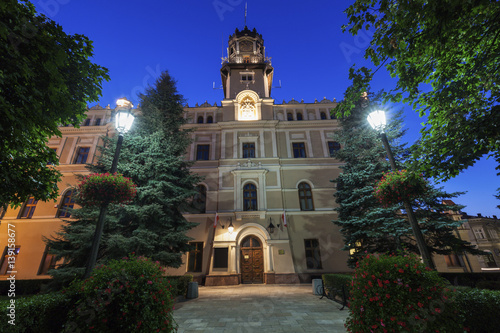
244,2,247,27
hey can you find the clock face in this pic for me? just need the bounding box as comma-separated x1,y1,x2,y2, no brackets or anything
240,41,252,52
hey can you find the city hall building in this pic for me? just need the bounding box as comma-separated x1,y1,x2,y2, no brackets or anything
2,26,492,285
0,26,349,284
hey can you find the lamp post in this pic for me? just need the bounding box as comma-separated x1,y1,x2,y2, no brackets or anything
83,98,135,279
367,110,435,270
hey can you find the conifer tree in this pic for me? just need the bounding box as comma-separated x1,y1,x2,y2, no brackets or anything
332,67,483,268
47,71,201,285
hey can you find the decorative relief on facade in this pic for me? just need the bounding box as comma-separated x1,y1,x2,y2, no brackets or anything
236,90,260,121
240,96,256,120
237,160,262,169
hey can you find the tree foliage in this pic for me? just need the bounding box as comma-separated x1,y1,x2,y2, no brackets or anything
47,71,200,285
342,0,500,183
332,68,483,268
0,0,109,207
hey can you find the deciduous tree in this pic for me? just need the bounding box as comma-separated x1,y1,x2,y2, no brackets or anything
0,0,109,206
342,0,500,189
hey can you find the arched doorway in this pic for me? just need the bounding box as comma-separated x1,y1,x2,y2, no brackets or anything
240,235,264,284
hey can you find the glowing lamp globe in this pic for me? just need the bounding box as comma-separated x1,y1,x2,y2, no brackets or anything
367,110,387,132
115,98,135,134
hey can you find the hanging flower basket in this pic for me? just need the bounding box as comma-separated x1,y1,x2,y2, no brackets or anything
77,173,137,207
373,169,429,207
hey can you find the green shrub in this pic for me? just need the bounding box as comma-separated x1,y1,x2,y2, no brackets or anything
168,274,193,297
346,253,464,333
455,287,500,332
0,291,76,333
322,274,352,300
476,280,500,291
64,255,177,332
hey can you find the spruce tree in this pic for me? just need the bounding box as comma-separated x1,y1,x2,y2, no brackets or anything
47,71,201,285
332,68,482,268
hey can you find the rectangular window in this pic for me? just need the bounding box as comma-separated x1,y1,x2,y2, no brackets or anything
47,148,58,165
0,205,6,219
304,239,322,269
38,246,57,275
95,118,101,126
483,253,497,268
242,143,256,158
292,142,306,158
74,147,90,164
196,145,210,161
213,247,228,269
488,229,499,239
0,246,20,275
20,197,38,218
473,228,486,239
328,141,341,157
83,118,91,126
444,253,462,268
187,242,203,272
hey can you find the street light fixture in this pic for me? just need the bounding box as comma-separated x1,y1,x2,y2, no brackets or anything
367,110,435,270
227,217,234,234
84,98,135,278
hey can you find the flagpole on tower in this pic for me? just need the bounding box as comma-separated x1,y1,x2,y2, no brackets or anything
244,2,247,27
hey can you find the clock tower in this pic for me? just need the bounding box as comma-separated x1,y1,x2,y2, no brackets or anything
220,26,274,100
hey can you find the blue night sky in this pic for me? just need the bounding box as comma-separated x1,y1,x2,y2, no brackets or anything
33,0,498,217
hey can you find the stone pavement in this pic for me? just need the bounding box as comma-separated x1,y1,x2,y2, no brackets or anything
173,284,348,332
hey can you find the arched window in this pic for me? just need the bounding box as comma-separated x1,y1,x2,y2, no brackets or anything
197,116,204,124
296,112,303,120
320,112,327,120
20,197,38,218
287,113,293,121
207,116,213,123
243,183,258,211
298,182,314,211
193,185,207,214
57,190,76,218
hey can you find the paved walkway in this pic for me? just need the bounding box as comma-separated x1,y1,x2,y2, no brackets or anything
173,284,348,332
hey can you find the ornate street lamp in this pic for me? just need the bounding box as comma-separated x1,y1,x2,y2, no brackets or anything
84,98,135,278
267,217,276,234
227,218,234,234
367,110,435,270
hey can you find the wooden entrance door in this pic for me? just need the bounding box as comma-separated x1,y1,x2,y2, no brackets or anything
240,236,264,284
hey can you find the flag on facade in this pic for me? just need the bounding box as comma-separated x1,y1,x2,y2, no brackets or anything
282,211,287,227
214,212,219,228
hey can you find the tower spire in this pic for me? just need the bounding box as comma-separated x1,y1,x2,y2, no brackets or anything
244,2,247,27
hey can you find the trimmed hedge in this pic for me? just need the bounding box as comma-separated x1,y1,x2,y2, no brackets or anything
439,272,500,288
455,287,500,333
0,291,76,333
322,274,352,300
168,274,193,298
0,273,193,332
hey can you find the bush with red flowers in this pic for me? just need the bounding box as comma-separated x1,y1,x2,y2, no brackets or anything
77,172,137,206
64,255,177,332
373,170,428,207
345,253,464,333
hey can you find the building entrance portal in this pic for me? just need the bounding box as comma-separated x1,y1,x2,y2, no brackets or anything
240,235,264,284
